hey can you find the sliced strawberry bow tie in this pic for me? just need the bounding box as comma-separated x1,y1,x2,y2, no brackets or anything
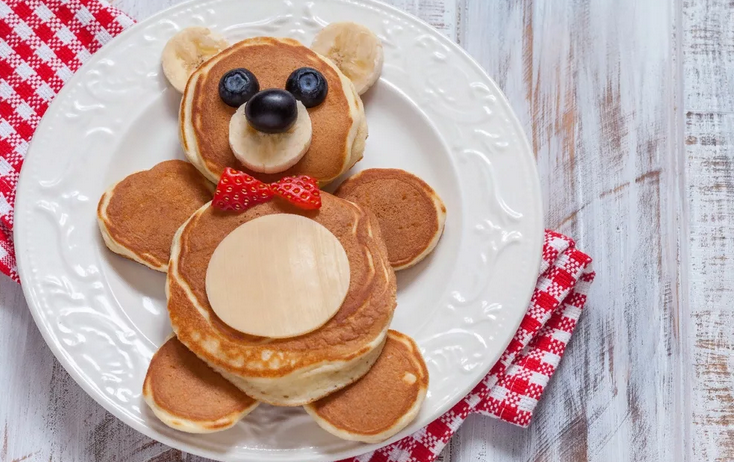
212,168,274,211
212,168,322,212
270,175,322,210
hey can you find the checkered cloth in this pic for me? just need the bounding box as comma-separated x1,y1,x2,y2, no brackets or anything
0,1,595,460
340,230,594,461
0,0,133,281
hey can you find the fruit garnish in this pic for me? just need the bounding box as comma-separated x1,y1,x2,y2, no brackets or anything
310,22,384,95
219,68,260,108
286,67,329,108
161,27,229,93
229,101,311,174
245,89,298,134
270,175,322,210
213,167,274,211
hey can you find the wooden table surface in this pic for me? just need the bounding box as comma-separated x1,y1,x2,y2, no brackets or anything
1,0,732,460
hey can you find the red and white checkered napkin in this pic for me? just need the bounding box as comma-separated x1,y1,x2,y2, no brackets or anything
341,230,594,462
0,0,134,281
0,1,596,459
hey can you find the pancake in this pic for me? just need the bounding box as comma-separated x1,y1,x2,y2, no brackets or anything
167,193,396,406
304,330,428,443
143,336,258,433
97,160,214,272
335,169,446,270
181,37,367,186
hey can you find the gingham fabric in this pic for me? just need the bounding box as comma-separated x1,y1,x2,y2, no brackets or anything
0,0,134,281
340,230,594,462
0,1,596,460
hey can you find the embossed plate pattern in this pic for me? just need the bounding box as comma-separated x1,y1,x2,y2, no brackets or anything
14,0,543,460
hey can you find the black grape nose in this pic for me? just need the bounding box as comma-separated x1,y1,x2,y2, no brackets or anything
244,89,298,134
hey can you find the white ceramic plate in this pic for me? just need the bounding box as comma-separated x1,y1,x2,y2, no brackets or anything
14,0,543,460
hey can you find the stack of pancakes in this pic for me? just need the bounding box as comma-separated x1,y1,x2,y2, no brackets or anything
167,194,396,406
97,36,446,444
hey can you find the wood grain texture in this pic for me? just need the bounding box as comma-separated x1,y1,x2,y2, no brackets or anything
683,1,734,461
446,2,683,461
1,0,730,460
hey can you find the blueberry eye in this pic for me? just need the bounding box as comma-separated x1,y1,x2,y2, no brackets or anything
219,68,259,108
285,67,328,108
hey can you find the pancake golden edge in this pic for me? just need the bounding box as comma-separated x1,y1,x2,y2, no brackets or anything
304,330,429,443
180,37,367,186
335,168,447,271
396,188,445,271
97,160,214,272
143,335,258,433
166,194,396,406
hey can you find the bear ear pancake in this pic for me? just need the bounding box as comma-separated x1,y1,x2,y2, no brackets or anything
310,22,384,95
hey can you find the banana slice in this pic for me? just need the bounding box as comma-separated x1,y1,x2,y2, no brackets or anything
229,101,312,174
311,22,384,95
161,27,229,93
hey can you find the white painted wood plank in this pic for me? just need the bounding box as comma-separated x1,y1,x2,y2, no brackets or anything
682,1,734,461
451,0,683,461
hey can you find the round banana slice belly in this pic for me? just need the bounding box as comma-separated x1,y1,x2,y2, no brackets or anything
311,22,384,95
162,27,229,93
229,101,312,174
205,214,351,339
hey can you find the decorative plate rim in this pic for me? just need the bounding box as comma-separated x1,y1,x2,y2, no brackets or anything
14,0,544,460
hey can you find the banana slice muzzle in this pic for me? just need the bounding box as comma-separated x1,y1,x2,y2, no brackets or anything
229,100,312,174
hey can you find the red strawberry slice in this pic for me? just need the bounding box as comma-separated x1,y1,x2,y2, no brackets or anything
213,167,274,212
270,175,322,210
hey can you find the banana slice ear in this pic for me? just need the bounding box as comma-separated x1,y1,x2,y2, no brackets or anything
162,27,229,93
311,22,384,95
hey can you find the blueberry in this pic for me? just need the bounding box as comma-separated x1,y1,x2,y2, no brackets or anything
245,89,298,133
219,68,259,108
285,67,328,108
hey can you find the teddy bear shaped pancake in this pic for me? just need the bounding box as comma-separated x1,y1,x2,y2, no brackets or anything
96,23,446,443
